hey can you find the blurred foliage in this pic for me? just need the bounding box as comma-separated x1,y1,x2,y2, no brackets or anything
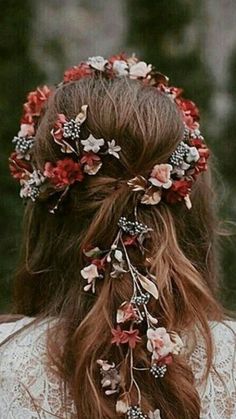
217,49,236,310
0,0,236,312
0,1,45,311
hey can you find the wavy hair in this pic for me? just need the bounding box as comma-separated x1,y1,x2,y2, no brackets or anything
13,77,223,418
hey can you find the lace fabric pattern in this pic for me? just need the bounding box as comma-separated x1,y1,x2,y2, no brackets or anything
0,317,235,419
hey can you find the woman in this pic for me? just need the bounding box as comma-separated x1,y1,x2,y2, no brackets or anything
0,54,235,419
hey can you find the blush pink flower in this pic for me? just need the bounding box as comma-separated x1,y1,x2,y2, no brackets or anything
44,158,84,188
149,164,172,189
18,123,35,137
80,152,102,175
116,302,139,324
147,327,173,361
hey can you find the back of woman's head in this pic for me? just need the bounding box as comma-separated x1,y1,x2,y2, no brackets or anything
12,64,223,419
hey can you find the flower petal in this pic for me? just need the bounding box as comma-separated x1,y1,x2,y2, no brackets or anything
141,187,162,205
137,274,159,299
127,175,148,191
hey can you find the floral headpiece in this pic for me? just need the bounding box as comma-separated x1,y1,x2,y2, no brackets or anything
9,53,209,211
9,54,208,417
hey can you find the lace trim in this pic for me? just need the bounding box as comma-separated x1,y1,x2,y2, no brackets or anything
0,318,235,418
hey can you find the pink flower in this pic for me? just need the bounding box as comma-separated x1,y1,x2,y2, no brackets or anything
21,85,51,122
149,164,173,189
116,302,139,324
80,152,102,175
147,327,173,361
111,326,141,349
63,63,92,82
18,123,35,137
44,158,84,188
52,113,67,141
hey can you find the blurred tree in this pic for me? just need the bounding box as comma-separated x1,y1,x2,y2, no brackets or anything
0,1,44,311
126,0,213,111
126,0,236,309
217,49,236,310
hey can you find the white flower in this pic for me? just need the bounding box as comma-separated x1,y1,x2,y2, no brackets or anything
186,146,200,163
147,327,173,361
129,61,152,79
81,263,99,293
28,170,45,186
172,161,190,178
170,331,184,355
107,140,121,159
87,56,108,71
81,134,104,153
149,409,162,419
113,60,129,76
97,360,120,396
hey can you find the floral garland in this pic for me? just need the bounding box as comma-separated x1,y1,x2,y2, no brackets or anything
9,102,121,208
8,54,209,417
82,216,183,418
9,53,209,211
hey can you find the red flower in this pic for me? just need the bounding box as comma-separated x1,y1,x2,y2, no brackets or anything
80,152,101,166
63,63,92,83
111,326,141,349
91,257,106,271
21,85,52,123
9,152,32,180
111,326,127,346
169,86,183,98
177,98,199,120
164,180,192,204
123,235,137,246
44,158,84,188
123,329,141,349
21,112,34,126
176,98,200,130
190,139,210,174
52,113,67,141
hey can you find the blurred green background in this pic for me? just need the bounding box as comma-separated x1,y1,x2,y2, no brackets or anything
1,0,236,312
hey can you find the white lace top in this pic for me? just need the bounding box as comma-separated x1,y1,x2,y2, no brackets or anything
0,317,235,418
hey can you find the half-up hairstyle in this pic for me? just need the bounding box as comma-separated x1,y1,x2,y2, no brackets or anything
13,74,223,419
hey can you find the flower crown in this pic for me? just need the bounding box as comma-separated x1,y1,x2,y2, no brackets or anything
9,53,209,212
9,54,209,418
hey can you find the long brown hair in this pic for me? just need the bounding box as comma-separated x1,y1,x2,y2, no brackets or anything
13,76,223,418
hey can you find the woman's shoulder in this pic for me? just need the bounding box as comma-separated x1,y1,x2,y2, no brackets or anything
0,316,36,343
189,319,236,419
0,316,76,418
